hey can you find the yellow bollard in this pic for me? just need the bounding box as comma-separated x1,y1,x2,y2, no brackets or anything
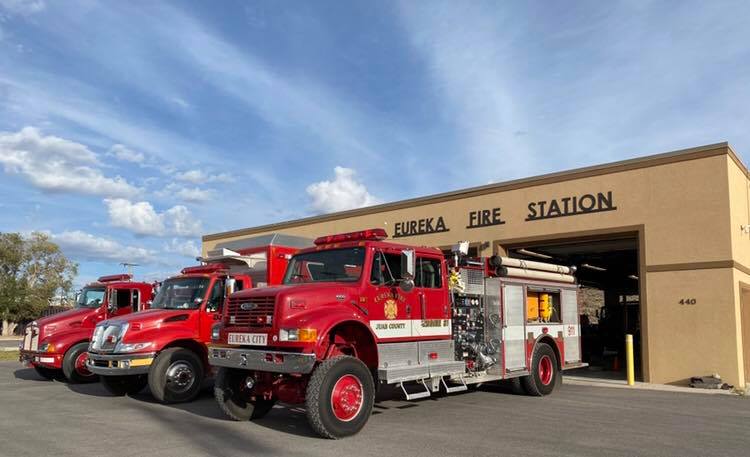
625,334,635,386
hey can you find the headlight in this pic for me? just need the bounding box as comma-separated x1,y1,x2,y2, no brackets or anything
39,342,54,353
116,342,153,353
279,328,317,342
211,324,222,342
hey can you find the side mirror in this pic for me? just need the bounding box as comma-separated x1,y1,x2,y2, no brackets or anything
107,289,117,313
400,249,416,293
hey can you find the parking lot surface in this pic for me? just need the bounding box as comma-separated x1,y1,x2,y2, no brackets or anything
1,361,748,457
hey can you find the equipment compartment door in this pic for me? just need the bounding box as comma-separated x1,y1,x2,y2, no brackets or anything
561,288,581,363
503,284,527,372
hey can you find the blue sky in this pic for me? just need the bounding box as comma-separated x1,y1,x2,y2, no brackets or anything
1,0,749,288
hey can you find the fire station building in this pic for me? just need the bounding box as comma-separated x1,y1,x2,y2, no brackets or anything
203,143,750,389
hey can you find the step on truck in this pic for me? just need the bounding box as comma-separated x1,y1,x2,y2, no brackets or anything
19,274,155,383
86,237,308,403
208,229,585,439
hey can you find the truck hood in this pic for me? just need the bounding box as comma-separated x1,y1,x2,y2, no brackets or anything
103,308,196,329
231,282,356,299
36,307,99,340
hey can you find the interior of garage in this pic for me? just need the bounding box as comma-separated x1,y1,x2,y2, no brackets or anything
504,233,642,380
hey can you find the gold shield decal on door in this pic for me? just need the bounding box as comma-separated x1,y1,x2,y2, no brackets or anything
384,299,398,320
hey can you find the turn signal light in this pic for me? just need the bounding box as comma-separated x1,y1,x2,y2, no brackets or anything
298,328,318,342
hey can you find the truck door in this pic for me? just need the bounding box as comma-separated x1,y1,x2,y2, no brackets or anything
199,278,224,342
367,249,418,340
412,256,451,339
108,288,134,318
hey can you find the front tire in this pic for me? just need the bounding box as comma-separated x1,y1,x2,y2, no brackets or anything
62,342,98,383
214,367,276,421
101,375,148,396
34,365,62,381
305,356,375,439
521,343,559,396
148,347,204,404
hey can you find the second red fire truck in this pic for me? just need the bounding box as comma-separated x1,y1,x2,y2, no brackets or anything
86,236,309,403
208,229,584,439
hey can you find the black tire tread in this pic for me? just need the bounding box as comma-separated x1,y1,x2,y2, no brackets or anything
62,342,97,384
148,347,204,404
214,368,276,421
521,343,557,396
305,356,374,440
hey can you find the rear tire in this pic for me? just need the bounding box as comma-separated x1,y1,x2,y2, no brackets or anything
305,356,375,439
101,375,148,396
148,347,204,404
33,365,61,381
521,343,558,396
214,367,276,421
62,342,98,383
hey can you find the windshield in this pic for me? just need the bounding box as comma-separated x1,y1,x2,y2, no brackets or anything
283,247,366,284
76,287,106,308
151,277,210,310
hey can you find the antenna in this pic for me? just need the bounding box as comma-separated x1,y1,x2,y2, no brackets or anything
120,262,139,276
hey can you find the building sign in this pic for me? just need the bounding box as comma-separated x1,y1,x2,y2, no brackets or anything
393,216,449,238
526,191,616,221
466,208,506,229
389,191,616,238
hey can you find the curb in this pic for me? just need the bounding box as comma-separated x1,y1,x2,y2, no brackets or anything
563,375,740,396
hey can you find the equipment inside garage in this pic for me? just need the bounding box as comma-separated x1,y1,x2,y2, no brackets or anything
506,234,641,379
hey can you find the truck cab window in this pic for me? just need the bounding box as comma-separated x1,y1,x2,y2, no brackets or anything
415,258,442,288
207,279,224,312
116,289,131,309
370,251,402,285
131,289,140,311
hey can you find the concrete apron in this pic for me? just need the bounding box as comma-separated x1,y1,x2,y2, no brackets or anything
563,375,745,396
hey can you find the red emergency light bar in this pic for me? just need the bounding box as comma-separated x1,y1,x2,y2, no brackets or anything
97,274,132,283
313,228,388,245
181,263,228,275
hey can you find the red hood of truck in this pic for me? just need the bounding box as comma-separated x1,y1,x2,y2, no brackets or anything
36,307,97,327
107,308,195,326
231,282,353,299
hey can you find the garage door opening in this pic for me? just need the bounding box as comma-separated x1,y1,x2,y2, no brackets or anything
504,233,642,381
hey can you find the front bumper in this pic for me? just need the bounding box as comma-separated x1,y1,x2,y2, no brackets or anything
19,349,62,368
86,352,156,375
208,345,317,374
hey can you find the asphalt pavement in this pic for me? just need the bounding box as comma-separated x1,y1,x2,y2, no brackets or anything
1,360,749,457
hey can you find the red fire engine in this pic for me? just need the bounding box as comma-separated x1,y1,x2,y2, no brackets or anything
86,237,307,403
208,229,584,438
19,274,155,383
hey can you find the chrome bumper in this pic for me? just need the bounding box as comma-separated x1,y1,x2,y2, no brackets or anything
208,346,317,374
86,352,156,375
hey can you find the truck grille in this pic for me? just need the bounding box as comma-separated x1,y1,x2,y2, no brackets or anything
90,322,127,353
226,295,275,328
22,324,39,351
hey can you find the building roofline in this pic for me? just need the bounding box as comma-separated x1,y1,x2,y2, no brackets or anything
204,142,740,242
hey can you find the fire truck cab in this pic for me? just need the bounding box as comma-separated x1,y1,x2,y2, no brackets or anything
208,229,584,439
86,240,303,403
19,274,154,383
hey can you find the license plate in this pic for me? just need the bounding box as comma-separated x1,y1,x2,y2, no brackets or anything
227,332,267,346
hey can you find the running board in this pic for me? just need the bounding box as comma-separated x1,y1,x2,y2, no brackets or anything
399,380,431,400
441,376,468,394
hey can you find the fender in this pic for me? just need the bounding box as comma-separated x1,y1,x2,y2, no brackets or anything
128,327,199,353
287,305,374,359
527,333,563,369
41,328,92,355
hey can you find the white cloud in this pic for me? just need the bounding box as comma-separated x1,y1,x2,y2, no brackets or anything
109,144,145,163
104,198,202,237
155,182,215,203
306,166,380,214
0,0,45,16
164,238,200,258
175,169,233,184
50,230,155,264
0,127,140,197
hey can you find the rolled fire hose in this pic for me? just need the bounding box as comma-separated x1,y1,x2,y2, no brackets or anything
495,266,576,284
490,256,574,275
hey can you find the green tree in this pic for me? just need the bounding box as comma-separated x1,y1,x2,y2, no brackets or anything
0,232,78,334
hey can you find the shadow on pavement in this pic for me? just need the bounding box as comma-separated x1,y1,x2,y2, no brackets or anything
14,367,57,382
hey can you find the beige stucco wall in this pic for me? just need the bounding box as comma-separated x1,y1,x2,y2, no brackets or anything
204,145,749,387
